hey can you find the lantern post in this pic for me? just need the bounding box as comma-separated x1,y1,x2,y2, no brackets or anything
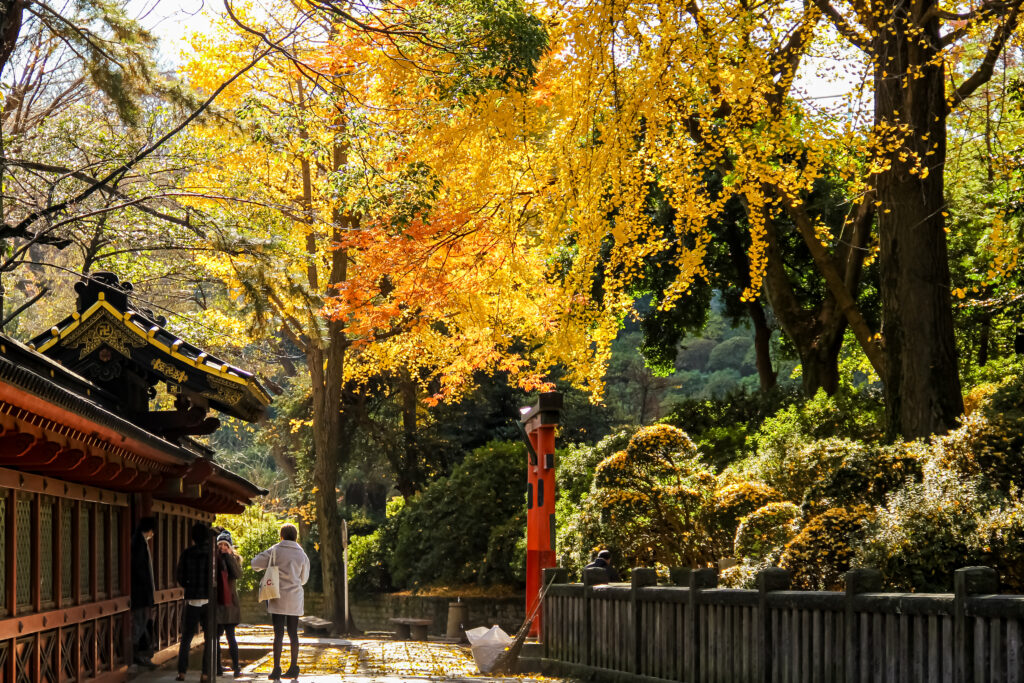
519,391,561,637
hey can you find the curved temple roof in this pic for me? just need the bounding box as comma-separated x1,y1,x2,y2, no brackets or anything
28,273,271,422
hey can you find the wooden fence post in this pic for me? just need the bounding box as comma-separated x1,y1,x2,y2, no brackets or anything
954,566,998,683
582,567,607,668
844,568,882,683
541,567,568,661
688,568,718,683
757,567,790,683
631,567,657,675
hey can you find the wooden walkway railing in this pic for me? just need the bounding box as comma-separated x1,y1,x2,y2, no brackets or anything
540,565,1024,683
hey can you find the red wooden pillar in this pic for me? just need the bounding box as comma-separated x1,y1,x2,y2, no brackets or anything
521,392,561,637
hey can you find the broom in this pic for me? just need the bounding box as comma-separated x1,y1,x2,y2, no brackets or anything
491,573,559,674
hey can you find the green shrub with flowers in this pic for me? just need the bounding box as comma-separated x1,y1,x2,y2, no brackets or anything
781,506,872,590
975,495,1024,591
856,465,988,591
560,424,720,573
734,501,801,562
552,368,1024,593
801,440,924,513
708,481,781,556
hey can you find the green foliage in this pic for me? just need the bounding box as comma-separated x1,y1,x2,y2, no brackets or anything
408,0,548,97
781,506,872,590
561,424,719,573
388,441,526,589
216,507,291,594
734,501,801,562
348,530,394,593
951,373,1024,492
857,467,988,591
976,496,1024,591
661,388,800,468
745,390,884,500
708,482,780,556
707,336,755,373
803,441,924,513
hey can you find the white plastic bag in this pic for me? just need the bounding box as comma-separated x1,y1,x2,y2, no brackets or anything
258,548,281,602
465,625,514,673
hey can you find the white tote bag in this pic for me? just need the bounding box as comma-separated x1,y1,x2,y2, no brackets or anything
258,547,281,602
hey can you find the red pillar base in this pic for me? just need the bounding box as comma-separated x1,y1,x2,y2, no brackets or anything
526,548,556,636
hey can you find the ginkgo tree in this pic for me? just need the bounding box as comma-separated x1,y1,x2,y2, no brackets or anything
180,0,600,626
522,0,1024,438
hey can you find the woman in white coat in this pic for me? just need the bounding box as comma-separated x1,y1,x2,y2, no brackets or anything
251,524,310,680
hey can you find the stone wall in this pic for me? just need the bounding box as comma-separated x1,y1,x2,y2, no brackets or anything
240,591,525,635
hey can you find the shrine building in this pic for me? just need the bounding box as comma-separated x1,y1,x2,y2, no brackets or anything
0,272,272,682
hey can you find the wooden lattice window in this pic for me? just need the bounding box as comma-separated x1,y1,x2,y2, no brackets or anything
96,507,107,598
79,503,92,600
40,495,54,606
60,500,73,601
0,488,6,614
16,495,32,610
111,507,122,596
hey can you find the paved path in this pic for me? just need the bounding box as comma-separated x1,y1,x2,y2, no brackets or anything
129,627,556,683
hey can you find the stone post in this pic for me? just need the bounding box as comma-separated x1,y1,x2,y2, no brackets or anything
954,566,998,683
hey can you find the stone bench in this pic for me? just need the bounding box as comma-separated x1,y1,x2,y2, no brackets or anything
389,617,432,641
299,616,333,636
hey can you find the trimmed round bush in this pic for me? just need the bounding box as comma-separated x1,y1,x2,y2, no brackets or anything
709,481,781,556
781,506,872,590
734,501,801,562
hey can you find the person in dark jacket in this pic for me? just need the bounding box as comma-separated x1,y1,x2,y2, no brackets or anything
130,516,157,667
216,531,243,678
176,522,213,682
584,549,622,582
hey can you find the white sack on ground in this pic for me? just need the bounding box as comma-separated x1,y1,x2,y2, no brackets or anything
466,625,514,673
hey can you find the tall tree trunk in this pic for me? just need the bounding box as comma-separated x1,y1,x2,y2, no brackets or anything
724,224,778,391
395,371,419,500
978,315,991,367
748,301,777,392
873,0,964,437
295,74,352,628
0,1,24,79
761,219,846,396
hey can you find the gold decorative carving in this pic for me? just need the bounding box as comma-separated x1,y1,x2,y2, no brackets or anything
202,376,246,406
62,310,145,359
150,358,189,384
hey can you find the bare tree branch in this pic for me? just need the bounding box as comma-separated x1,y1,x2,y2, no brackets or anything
2,44,273,243
947,1,1023,106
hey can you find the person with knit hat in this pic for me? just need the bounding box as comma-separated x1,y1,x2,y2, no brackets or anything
216,531,243,677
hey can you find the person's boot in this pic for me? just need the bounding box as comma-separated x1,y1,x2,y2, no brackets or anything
283,663,300,679
268,666,282,680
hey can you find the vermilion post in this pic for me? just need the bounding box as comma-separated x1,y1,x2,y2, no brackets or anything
521,392,561,637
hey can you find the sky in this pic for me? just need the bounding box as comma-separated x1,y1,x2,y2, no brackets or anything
130,0,869,118
130,0,209,63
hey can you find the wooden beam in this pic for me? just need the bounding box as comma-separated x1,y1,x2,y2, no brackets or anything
0,596,130,640
0,466,128,506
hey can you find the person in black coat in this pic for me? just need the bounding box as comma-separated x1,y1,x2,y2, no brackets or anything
176,522,213,682
584,549,622,582
130,517,157,667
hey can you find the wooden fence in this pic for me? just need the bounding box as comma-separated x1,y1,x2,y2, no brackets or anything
539,565,1024,683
